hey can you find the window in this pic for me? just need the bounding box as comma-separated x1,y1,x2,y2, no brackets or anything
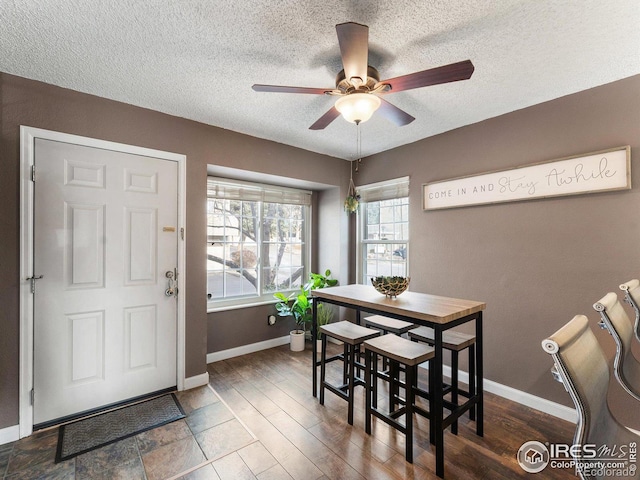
357,177,409,285
207,178,311,309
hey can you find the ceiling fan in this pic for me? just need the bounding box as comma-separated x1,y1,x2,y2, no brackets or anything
252,22,475,130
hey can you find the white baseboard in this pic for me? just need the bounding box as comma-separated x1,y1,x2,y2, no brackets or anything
183,372,210,390
0,425,20,445
207,335,290,364
419,363,577,423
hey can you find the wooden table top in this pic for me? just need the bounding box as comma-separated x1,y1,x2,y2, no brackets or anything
311,284,485,324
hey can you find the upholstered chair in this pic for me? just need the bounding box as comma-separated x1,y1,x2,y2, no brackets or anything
619,279,640,343
593,292,640,401
542,315,640,479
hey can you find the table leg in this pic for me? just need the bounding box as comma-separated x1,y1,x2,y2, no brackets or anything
434,327,445,478
312,299,318,398
356,309,362,377
476,311,483,437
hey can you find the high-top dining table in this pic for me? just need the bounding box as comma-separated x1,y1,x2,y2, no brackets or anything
311,284,486,478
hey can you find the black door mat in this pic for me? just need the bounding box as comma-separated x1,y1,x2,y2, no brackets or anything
56,393,185,462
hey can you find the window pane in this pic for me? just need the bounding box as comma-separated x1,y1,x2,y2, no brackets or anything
395,222,408,240
263,202,305,293
380,222,394,240
367,224,380,240
263,266,304,293
367,203,379,225
231,245,258,268
223,269,258,297
380,205,393,224
360,196,408,284
207,244,224,271
363,242,407,282
207,183,308,304
206,198,261,301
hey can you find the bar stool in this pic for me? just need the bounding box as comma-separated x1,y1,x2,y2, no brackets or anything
364,315,417,372
408,326,476,434
364,334,435,463
364,315,417,336
319,321,380,425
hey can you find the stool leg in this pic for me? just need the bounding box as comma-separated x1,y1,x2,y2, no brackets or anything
468,344,476,421
405,364,415,463
347,344,355,425
429,359,436,445
451,351,459,435
389,359,398,412
372,352,378,409
365,349,372,434
382,329,389,371
319,334,327,405
342,343,348,386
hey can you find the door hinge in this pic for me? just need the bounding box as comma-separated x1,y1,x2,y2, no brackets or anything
30,388,34,405
180,227,184,240
31,165,36,182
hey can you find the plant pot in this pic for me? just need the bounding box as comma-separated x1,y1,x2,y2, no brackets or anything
290,330,305,352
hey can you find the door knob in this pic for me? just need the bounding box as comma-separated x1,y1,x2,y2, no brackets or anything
165,270,177,296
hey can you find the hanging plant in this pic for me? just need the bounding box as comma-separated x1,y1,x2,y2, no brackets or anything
344,177,360,214
344,194,360,214
345,124,361,215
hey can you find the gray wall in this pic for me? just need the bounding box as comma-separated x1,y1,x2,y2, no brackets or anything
2,69,640,432
357,75,640,423
0,72,349,430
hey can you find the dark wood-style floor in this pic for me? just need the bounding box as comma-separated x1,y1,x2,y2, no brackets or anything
208,342,576,480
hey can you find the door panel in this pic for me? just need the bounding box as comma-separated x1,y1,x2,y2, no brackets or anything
124,305,157,371
69,310,105,384
125,207,157,284
33,138,178,425
66,202,105,288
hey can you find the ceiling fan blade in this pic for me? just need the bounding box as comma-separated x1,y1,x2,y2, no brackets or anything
379,59,475,93
336,22,369,84
252,84,331,95
309,106,340,130
377,98,415,126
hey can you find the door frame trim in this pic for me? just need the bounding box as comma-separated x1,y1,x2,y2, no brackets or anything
19,126,187,438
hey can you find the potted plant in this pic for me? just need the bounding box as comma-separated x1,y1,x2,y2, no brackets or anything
344,193,360,214
273,270,338,351
315,303,335,352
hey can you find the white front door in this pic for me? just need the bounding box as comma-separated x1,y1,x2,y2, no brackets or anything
33,138,179,425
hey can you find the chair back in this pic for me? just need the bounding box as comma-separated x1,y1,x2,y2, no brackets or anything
542,315,640,479
593,292,640,401
619,279,640,343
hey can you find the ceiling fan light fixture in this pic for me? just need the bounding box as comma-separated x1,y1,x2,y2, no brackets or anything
335,93,381,124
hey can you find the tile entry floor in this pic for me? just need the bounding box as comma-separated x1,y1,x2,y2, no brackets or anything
0,386,265,480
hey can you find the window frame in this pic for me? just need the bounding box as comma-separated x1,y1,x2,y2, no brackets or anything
356,177,410,285
207,177,312,312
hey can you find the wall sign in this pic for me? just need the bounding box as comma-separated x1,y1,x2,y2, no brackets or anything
422,146,631,210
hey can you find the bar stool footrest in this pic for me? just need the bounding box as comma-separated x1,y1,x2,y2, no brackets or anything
370,408,408,435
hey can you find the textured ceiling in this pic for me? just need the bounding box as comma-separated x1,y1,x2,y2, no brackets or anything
1,1,639,159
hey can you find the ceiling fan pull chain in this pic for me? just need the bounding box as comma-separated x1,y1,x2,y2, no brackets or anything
355,123,361,173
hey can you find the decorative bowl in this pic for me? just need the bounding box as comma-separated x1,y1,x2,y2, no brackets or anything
371,276,410,298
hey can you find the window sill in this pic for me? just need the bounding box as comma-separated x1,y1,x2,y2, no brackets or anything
207,298,279,313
